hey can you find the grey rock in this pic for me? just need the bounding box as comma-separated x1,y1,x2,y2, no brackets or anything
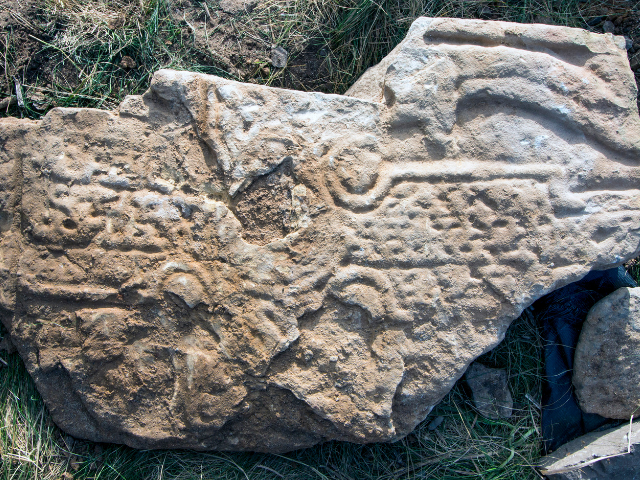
535,15,553,25
538,421,640,479
603,20,615,34
477,5,493,19
625,36,633,50
427,415,444,431
0,17,639,453
0,95,16,110
270,45,288,68
219,0,257,14
27,91,48,111
574,288,640,419
465,363,513,420
587,16,605,28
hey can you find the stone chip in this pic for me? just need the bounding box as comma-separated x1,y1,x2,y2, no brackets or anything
465,363,513,420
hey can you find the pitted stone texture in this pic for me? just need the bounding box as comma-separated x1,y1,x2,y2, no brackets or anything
0,17,639,452
574,287,640,419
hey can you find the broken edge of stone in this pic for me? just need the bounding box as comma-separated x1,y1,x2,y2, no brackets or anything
538,421,640,476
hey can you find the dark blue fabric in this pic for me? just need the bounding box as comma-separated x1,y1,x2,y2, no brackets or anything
535,267,637,453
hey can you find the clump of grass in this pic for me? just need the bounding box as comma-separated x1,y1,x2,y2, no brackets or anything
1,307,545,480
626,257,640,284
1,338,66,480
1,0,234,119
252,0,634,93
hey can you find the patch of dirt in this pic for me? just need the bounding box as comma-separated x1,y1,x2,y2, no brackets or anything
0,0,82,112
1,0,48,93
166,0,333,92
167,0,268,80
232,159,296,246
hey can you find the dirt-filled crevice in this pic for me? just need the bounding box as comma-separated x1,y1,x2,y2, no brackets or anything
231,159,296,246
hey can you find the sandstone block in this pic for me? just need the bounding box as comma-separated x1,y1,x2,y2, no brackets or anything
0,17,639,452
574,287,640,419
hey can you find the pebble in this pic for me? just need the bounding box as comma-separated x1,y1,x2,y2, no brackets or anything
271,46,288,68
0,96,16,110
587,16,604,27
624,36,633,50
28,91,48,111
465,362,513,420
427,415,444,431
602,20,615,34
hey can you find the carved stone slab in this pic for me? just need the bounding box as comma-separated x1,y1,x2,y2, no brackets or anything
1,17,639,452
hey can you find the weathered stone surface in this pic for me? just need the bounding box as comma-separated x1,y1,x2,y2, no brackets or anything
219,0,257,14
574,287,640,419
538,421,640,479
0,17,639,452
271,46,289,69
465,363,512,420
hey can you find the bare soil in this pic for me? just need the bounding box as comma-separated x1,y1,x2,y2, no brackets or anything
167,0,333,92
0,0,59,95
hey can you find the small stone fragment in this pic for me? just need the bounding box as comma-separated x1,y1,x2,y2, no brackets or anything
271,46,288,68
534,15,552,25
624,36,633,50
28,91,48,111
0,96,16,109
219,0,257,14
119,56,137,70
477,5,493,18
587,16,604,27
13,76,24,108
602,20,615,34
538,421,640,479
465,363,513,420
574,287,640,419
427,415,444,431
